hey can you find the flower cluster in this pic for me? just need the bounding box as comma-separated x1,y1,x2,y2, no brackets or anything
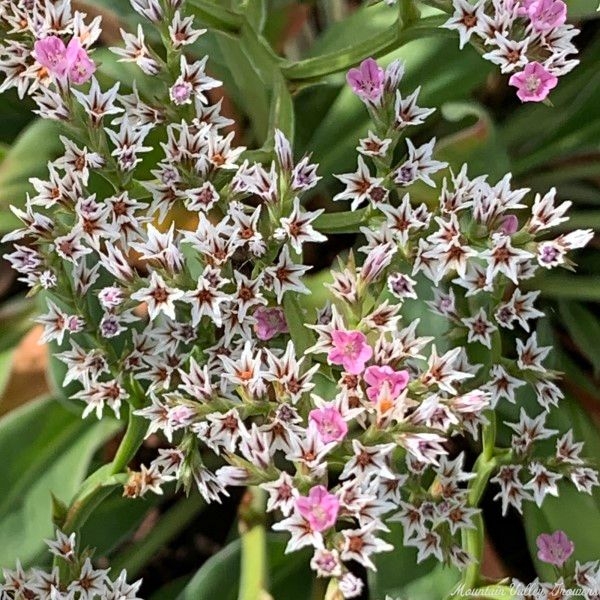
442,0,579,101
0,0,100,98
0,530,142,599
0,1,597,597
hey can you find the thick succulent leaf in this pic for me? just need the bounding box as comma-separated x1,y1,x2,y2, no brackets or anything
371,545,460,600
80,489,164,557
558,301,600,377
0,119,63,228
176,534,311,600
0,397,119,568
437,101,511,181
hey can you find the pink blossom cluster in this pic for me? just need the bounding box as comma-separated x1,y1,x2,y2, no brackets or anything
34,35,95,85
0,1,101,98
0,1,597,596
442,0,578,102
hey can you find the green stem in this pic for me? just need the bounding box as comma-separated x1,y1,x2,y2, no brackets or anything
62,404,148,533
461,512,485,591
399,0,421,26
111,493,206,577
461,448,498,590
311,578,329,600
281,15,447,81
62,481,119,535
238,488,268,600
110,406,148,476
482,410,497,463
460,320,502,589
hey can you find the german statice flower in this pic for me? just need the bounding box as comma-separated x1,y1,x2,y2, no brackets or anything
0,0,596,594
0,530,142,599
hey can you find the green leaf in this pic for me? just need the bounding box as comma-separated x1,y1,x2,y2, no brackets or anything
235,0,267,31
400,563,460,600
0,119,64,211
283,294,315,355
305,3,392,56
79,490,162,557
110,494,205,578
177,535,312,600
187,0,243,32
215,29,273,142
557,346,600,403
313,208,368,233
0,397,120,568
0,349,14,401
437,101,511,181
533,275,600,302
150,576,191,600
283,3,444,82
267,72,295,143
558,301,600,377
565,0,600,19
0,296,37,354
372,538,460,600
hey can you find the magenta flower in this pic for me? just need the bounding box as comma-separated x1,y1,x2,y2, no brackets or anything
296,486,339,532
363,365,410,403
328,330,373,374
170,80,194,105
536,531,574,567
346,58,385,103
66,38,96,85
500,214,519,235
515,0,537,15
509,62,558,102
309,405,348,443
34,36,72,77
34,36,95,84
527,0,567,32
253,306,288,341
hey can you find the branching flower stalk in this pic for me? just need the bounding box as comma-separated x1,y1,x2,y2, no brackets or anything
0,0,598,599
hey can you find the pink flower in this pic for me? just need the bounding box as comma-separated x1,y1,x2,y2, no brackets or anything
527,0,567,32
66,37,95,85
253,306,288,341
309,405,348,443
170,80,194,105
363,365,409,403
328,330,373,374
515,0,537,16
34,36,95,84
34,36,71,77
509,62,558,102
536,530,574,567
346,58,385,103
500,214,519,235
296,486,339,532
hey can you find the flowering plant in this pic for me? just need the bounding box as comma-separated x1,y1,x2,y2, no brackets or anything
0,0,599,599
